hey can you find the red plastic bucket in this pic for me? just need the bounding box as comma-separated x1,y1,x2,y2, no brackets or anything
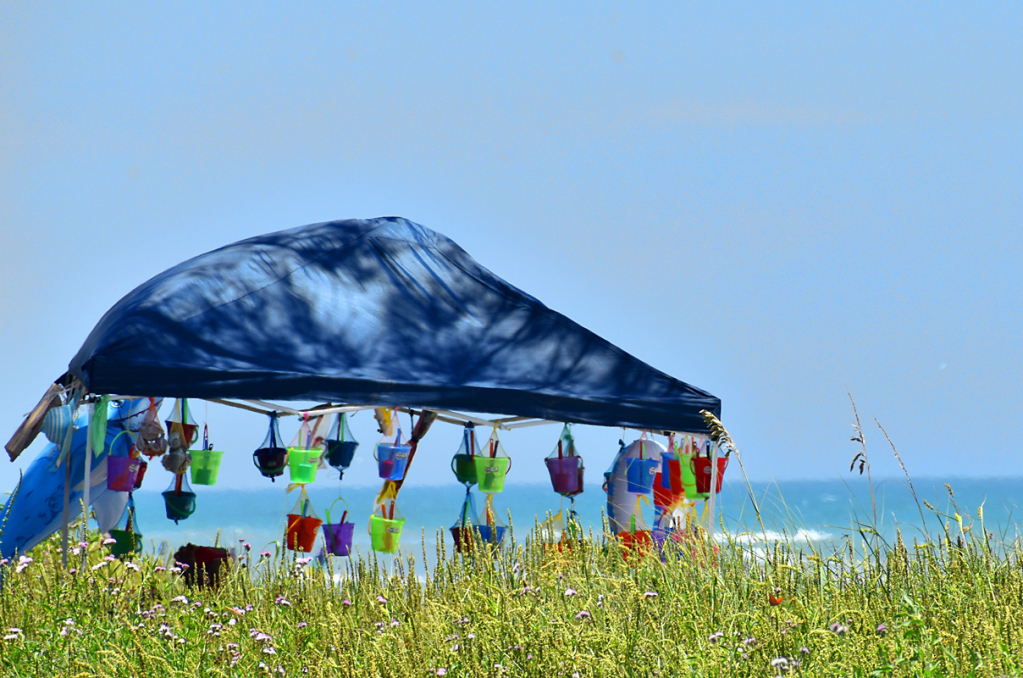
692,456,728,495
659,452,683,492
652,471,684,508
107,456,142,492
617,529,653,564
450,525,477,553
286,514,323,552
132,459,148,489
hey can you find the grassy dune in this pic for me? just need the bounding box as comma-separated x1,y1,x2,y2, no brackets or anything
0,499,1020,678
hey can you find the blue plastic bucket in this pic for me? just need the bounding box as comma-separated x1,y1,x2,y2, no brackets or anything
375,443,411,481
625,458,659,494
475,524,507,545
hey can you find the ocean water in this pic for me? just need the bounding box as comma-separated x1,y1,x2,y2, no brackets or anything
126,475,1023,568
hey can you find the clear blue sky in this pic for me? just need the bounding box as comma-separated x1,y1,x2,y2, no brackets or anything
1,3,1020,490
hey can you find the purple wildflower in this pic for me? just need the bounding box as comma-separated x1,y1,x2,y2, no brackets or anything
575,610,591,620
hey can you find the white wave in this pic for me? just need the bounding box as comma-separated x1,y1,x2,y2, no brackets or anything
718,528,833,544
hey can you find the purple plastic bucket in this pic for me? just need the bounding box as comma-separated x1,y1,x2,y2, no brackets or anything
652,528,672,561
545,456,583,495
625,458,659,494
323,522,354,557
107,456,142,492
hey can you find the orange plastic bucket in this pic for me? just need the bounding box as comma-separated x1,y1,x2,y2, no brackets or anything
285,514,323,552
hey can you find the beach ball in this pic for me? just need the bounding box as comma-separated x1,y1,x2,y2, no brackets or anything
42,405,74,444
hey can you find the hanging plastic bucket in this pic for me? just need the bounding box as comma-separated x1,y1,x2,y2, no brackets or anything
326,440,358,472
162,491,197,522
545,456,582,495
253,447,288,480
288,448,321,485
107,528,144,556
474,456,510,493
375,443,411,481
660,452,683,492
652,527,684,561
451,454,478,485
475,524,507,545
625,458,659,494
680,451,698,499
323,521,354,557
617,529,653,564
107,456,142,492
286,514,323,552
133,459,148,489
370,515,405,553
692,456,728,496
450,525,476,553
190,449,224,486
653,471,684,509
322,497,354,556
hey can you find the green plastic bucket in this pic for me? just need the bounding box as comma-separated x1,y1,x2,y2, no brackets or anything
162,490,197,523
108,529,143,556
287,448,321,485
190,449,224,486
369,515,405,554
451,453,478,485
680,451,698,499
474,456,510,493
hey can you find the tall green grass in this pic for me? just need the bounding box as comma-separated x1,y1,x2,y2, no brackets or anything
1,410,1019,677
0,498,1020,678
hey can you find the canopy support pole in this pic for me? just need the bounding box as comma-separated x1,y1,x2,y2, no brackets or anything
61,448,70,569
705,442,718,543
81,404,93,568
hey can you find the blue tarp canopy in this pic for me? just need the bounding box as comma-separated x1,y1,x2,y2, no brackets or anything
69,217,720,432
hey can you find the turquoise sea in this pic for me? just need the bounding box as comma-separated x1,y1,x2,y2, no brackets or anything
126,476,1023,568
